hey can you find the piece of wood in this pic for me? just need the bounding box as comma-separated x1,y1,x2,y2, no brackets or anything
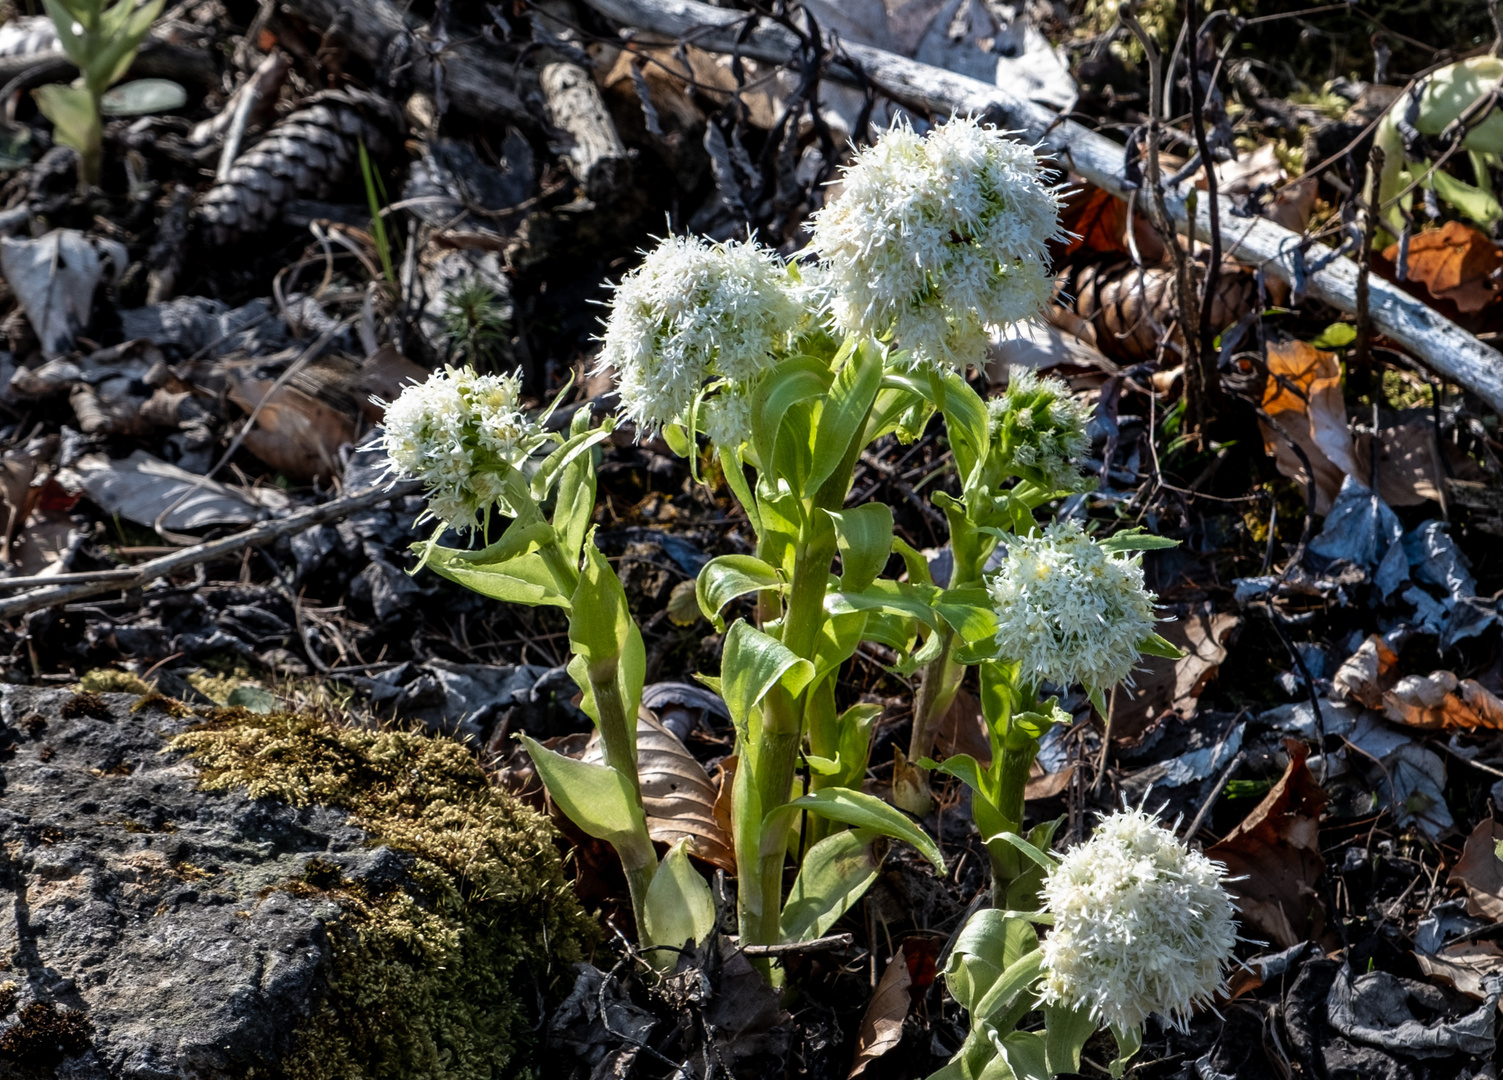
580,0,1503,415
0,479,422,621
534,0,631,201
280,0,536,125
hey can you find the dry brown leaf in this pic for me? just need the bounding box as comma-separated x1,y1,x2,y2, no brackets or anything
1024,761,1074,801
1362,661,1503,732
1110,610,1239,748
1260,341,1360,515
1061,184,1131,260
585,711,736,873
934,687,991,764
848,945,912,1079
1448,817,1503,921
1208,739,1328,949
1383,220,1503,315
1415,941,1503,999
1332,634,1398,708
1353,418,1447,507
227,358,359,484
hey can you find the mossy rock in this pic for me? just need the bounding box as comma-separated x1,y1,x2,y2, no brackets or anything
174,709,595,1080
0,685,591,1080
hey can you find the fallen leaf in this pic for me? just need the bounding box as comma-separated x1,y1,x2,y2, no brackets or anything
1208,739,1328,949
934,687,990,764
1061,184,1131,259
1448,818,1503,921
989,319,1116,378
848,945,913,1079
1110,609,1240,748
1331,634,1398,709
1024,761,1074,801
1415,941,1503,1000
66,450,288,531
1383,220,1503,314
1260,340,1361,514
583,710,735,873
1353,416,1448,507
0,230,127,356
227,356,359,484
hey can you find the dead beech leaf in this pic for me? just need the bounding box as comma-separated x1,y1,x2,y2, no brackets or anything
1375,668,1503,731
1110,610,1239,748
934,687,990,764
227,357,359,484
1024,761,1074,801
1353,417,1447,508
1061,184,1131,259
848,945,912,1079
1331,634,1398,709
1383,220,1503,314
584,710,736,873
1448,818,1503,921
1416,941,1503,1000
1208,739,1327,949
1260,341,1360,514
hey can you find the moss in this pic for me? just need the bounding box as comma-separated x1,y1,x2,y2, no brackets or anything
172,711,593,1080
78,669,154,696
59,694,111,721
0,1002,93,1071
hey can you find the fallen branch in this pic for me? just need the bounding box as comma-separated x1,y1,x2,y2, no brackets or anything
535,0,632,200
580,0,1503,415
0,479,422,621
280,0,537,125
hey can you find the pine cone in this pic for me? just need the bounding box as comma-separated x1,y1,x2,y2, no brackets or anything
1070,259,1257,364
196,89,405,247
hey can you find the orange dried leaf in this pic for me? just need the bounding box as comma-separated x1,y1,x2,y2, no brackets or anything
1061,185,1131,259
1259,341,1359,514
1448,818,1503,921
848,945,913,1078
1383,220,1503,315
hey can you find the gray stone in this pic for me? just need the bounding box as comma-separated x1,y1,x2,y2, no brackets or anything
0,686,406,1079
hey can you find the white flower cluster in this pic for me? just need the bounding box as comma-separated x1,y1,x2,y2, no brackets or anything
989,367,1092,489
1040,807,1237,1033
987,520,1156,692
806,116,1062,372
379,365,548,531
597,234,800,446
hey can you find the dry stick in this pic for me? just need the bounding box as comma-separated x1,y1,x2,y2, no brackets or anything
1183,0,1225,425
0,479,423,622
577,0,1503,415
1354,145,1383,372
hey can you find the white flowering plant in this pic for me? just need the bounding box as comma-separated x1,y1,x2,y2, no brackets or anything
934,808,1237,1079
380,371,716,966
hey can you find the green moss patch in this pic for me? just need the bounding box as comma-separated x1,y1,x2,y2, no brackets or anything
173,711,593,1080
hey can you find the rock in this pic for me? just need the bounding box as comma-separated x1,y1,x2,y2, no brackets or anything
0,686,590,1079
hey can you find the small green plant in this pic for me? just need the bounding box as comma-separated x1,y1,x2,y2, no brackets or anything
358,141,398,289
441,283,510,369
34,0,165,190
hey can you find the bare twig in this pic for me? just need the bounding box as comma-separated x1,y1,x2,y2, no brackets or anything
1183,2,1225,425
0,480,422,622
739,932,853,956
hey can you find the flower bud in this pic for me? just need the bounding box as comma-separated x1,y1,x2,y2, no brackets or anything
989,366,1092,490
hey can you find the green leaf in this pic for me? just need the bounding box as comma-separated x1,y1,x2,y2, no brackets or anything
929,368,990,489
661,421,691,458
994,1033,1050,1080
569,536,646,741
553,409,598,564
642,839,715,965
226,685,275,714
1308,322,1357,350
752,355,832,483
696,554,784,630
891,537,933,587
1137,631,1185,659
943,908,1038,1014
969,948,1045,1024
1044,1001,1098,1075
991,831,1058,873
826,580,942,632
718,445,761,534
99,77,184,115
826,503,893,593
1109,1025,1143,1078
807,339,883,498
423,547,571,608
42,0,91,67
787,788,944,872
931,753,996,803
779,828,881,943
89,0,165,92
812,610,867,685
531,425,612,502
33,82,100,171
1097,528,1179,553
721,620,815,741
1432,166,1503,228
521,735,644,845
933,588,999,645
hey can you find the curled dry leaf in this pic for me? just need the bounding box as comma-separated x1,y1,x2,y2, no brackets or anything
1335,633,1503,730
1260,340,1361,515
848,944,913,1079
1382,220,1503,315
226,356,360,484
583,710,735,873
1448,817,1503,921
1208,739,1328,949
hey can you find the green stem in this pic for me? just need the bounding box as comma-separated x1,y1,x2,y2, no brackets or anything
739,527,837,947
589,662,657,935
895,632,962,814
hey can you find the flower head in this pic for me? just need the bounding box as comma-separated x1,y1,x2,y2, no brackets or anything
987,520,1157,692
379,365,549,531
806,116,1062,371
988,367,1092,490
597,234,801,441
1040,806,1237,1032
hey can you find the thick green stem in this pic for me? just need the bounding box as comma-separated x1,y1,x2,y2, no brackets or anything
738,529,837,947
589,663,658,936
986,734,1042,899
895,632,963,815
